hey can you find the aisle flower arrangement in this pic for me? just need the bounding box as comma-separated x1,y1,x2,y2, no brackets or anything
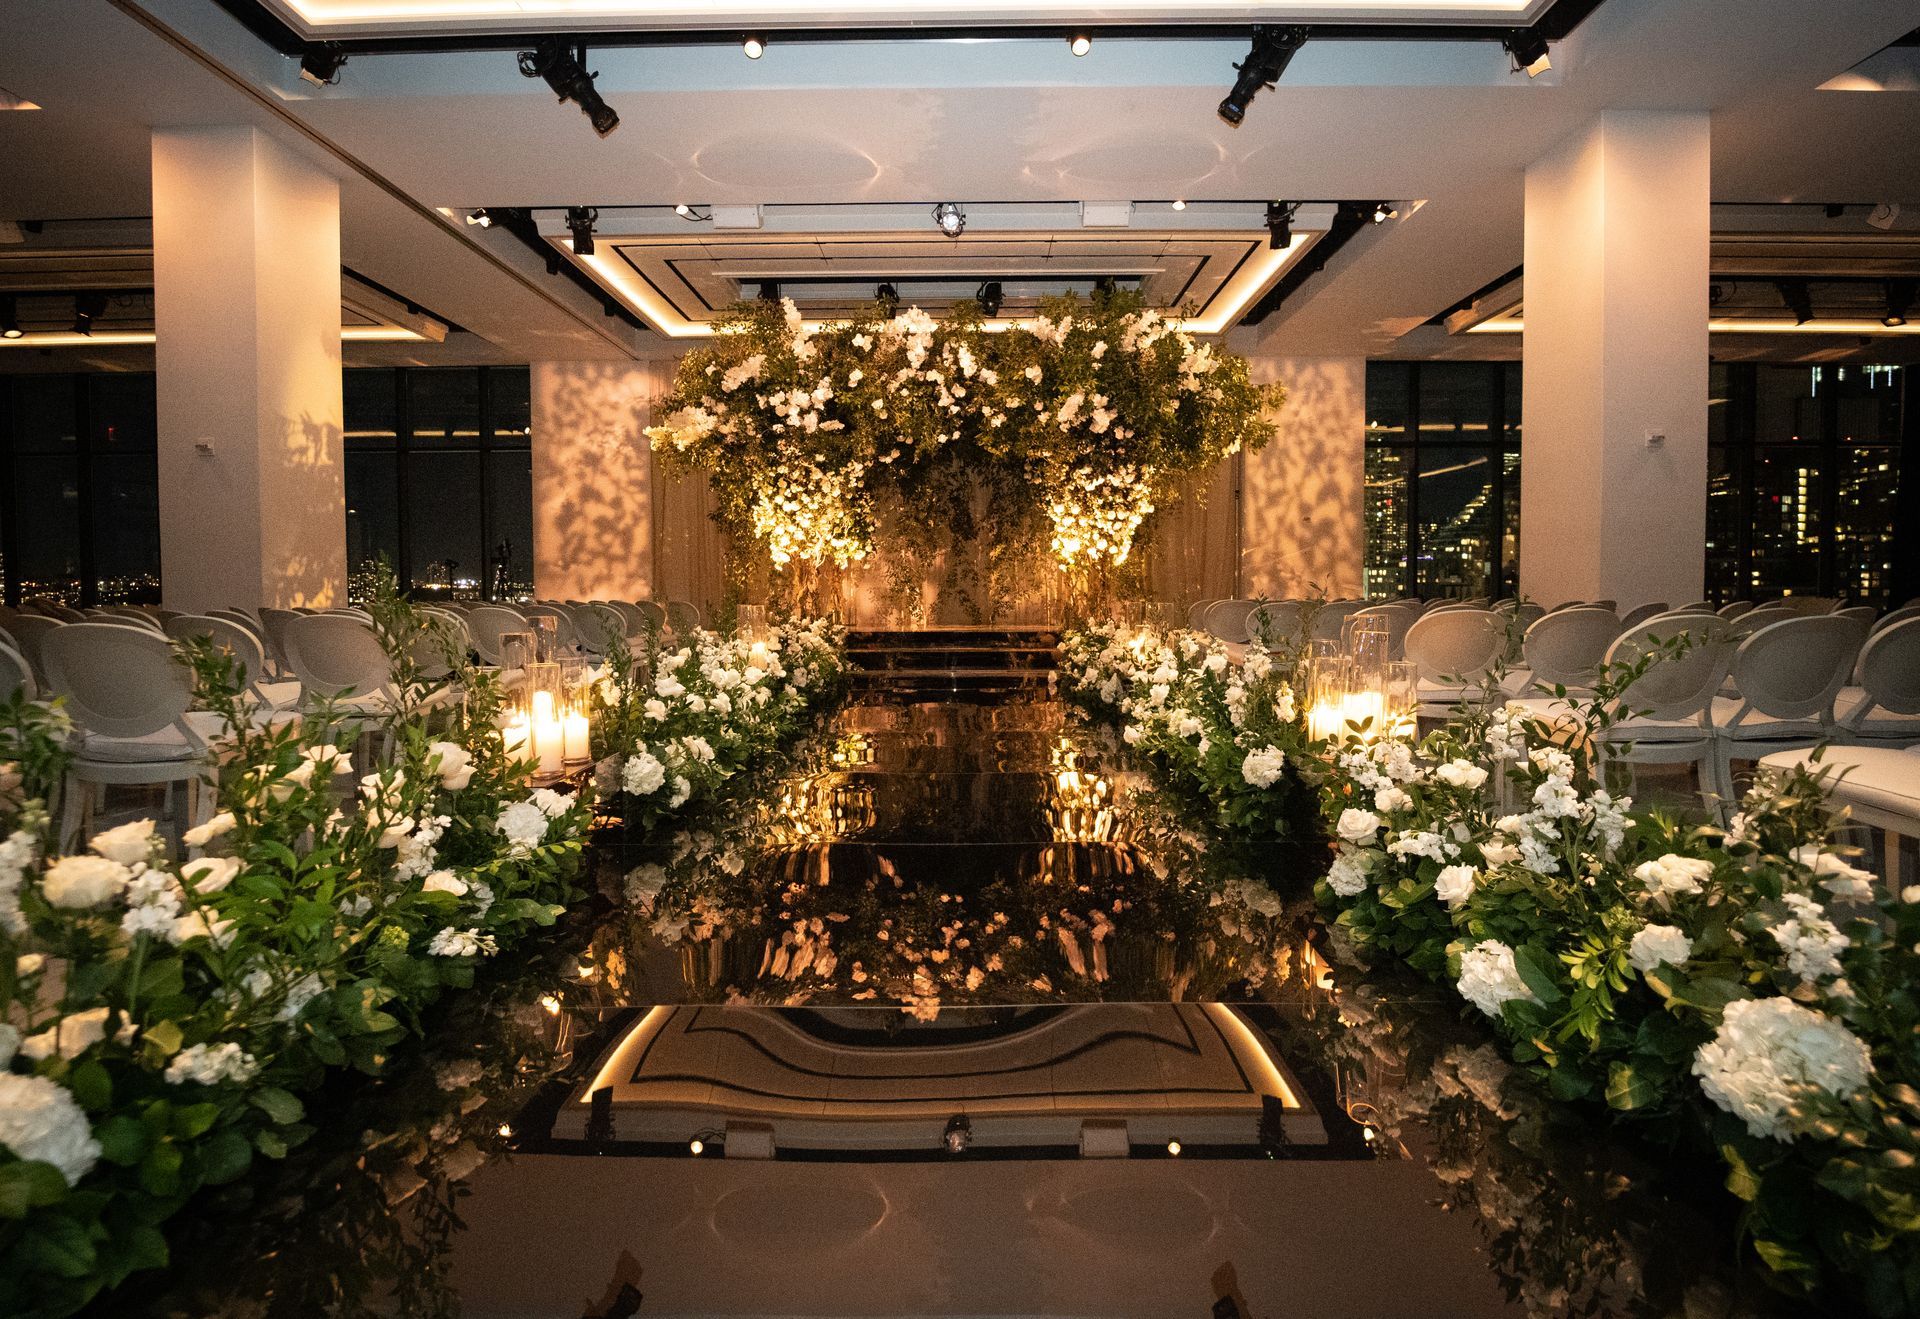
586,616,849,834
1063,618,1920,1312
643,291,1279,597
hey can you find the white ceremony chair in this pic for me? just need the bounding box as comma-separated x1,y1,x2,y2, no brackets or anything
257,607,305,678
165,614,303,711
6,614,63,689
1596,616,1737,810
0,642,35,701
1186,599,1219,629
466,604,530,666
1309,600,1365,644
1759,746,1920,890
1404,608,1506,713
1202,598,1258,643
1870,603,1920,635
601,601,650,636
41,623,208,849
1247,600,1306,646
1717,601,1755,620
521,603,580,654
1832,606,1876,625
666,600,704,635
1348,602,1420,662
1711,615,1868,796
281,614,396,716
1837,618,1920,747
1519,607,1623,694
572,603,629,657
1618,602,1669,630
634,600,668,632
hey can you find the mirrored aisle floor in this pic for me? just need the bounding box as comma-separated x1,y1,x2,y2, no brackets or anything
117,673,1809,1319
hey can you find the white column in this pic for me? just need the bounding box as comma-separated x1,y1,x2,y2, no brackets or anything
1241,356,1366,599
1521,111,1711,611
529,360,659,600
152,126,345,613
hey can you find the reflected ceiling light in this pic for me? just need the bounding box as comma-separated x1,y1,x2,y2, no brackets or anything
298,44,348,86
876,282,900,313
1501,30,1551,77
465,208,492,228
519,38,619,137
0,295,20,339
943,1114,973,1155
689,1138,705,1156
933,202,966,238
1171,199,1187,211
1167,1140,1183,1156
1884,279,1914,328
1265,201,1294,250
742,34,765,58
73,291,105,336
977,280,1003,316
565,205,598,256
1069,32,1092,56
1217,25,1308,128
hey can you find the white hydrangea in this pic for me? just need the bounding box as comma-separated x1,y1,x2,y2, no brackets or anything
1434,759,1489,791
0,1073,101,1186
623,749,666,796
1455,941,1539,1019
1388,830,1455,863
624,863,668,907
1692,997,1872,1140
1635,854,1715,904
428,927,498,958
1792,847,1876,904
164,1041,260,1087
1628,923,1693,973
1768,892,1849,985
495,800,550,854
0,827,37,934
1434,864,1478,911
1326,846,1373,899
1240,746,1287,789
1374,785,1413,813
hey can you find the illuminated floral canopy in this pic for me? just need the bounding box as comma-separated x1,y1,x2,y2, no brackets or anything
645,290,1282,585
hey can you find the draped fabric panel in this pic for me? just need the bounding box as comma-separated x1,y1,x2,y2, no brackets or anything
650,465,732,617
1143,452,1243,607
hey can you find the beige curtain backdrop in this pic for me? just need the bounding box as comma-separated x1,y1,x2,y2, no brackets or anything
1143,453,1242,606
651,467,731,616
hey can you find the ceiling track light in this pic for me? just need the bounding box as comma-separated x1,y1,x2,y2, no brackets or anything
977,280,1004,316
519,38,620,137
1501,29,1552,78
297,43,347,87
742,34,765,58
1218,25,1308,128
757,280,781,303
673,204,711,221
876,282,900,313
933,202,966,238
565,205,599,257
465,208,492,228
1885,278,1915,329
0,294,20,339
1265,201,1296,250
1776,279,1814,326
1068,32,1092,57
73,291,106,336
1369,202,1399,224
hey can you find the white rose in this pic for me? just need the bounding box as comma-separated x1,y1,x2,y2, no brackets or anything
422,870,469,897
1628,923,1694,973
20,1007,113,1062
182,812,237,848
88,819,156,865
1434,864,1478,910
181,855,242,895
1634,854,1715,902
1336,809,1381,844
1435,760,1489,791
42,855,132,908
428,741,475,790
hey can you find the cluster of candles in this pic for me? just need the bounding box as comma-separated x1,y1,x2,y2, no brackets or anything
504,687,591,776
1304,687,1393,744
1304,619,1419,745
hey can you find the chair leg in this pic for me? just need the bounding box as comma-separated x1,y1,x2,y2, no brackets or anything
59,774,85,853
1888,831,1906,894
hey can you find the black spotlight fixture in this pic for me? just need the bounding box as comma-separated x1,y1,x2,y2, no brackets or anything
565,205,598,257
1776,279,1814,326
0,293,21,339
519,38,620,137
1883,278,1914,328
298,43,348,87
933,202,966,238
465,208,493,228
1369,202,1399,224
943,1114,973,1155
73,291,106,336
876,282,900,313
756,280,781,303
977,280,1004,316
1218,25,1308,127
1501,29,1552,78
1265,201,1295,250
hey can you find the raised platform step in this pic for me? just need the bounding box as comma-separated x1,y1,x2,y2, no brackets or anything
845,629,1062,684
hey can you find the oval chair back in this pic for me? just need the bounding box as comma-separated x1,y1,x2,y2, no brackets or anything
5,614,64,688
1724,615,1868,730
1247,600,1305,647
1347,603,1418,661
256,607,305,673
1603,617,1735,723
634,600,668,631
41,622,195,741
520,603,578,654
1870,603,1920,635
1308,601,1364,644
1845,618,1920,729
165,614,269,693
1186,599,1219,629
1716,601,1754,620
1403,608,1505,687
465,604,530,666
1617,602,1669,631
1521,607,1623,690
666,600,704,635
1201,598,1258,644
0,641,34,701
281,614,393,704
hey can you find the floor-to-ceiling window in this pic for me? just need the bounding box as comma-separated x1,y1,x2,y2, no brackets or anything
344,366,534,603
0,373,161,606
1365,360,1915,608
1363,361,1520,600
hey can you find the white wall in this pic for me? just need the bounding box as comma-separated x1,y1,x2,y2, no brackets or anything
1240,357,1367,600
529,360,667,601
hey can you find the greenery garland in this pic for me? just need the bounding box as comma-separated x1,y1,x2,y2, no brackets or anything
644,290,1281,610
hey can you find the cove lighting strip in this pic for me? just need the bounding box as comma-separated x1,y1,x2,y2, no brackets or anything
0,327,433,348
276,0,1541,33
1466,319,1920,336
565,231,1312,338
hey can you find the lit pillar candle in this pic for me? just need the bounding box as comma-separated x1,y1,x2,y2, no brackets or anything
503,714,531,761
535,714,565,776
531,689,556,723
563,707,590,763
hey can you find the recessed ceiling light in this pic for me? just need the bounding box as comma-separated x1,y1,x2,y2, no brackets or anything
743,34,765,58
1069,32,1092,56
1171,199,1187,211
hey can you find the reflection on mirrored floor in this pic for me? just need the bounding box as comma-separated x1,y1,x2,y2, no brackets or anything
109,683,1814,1319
